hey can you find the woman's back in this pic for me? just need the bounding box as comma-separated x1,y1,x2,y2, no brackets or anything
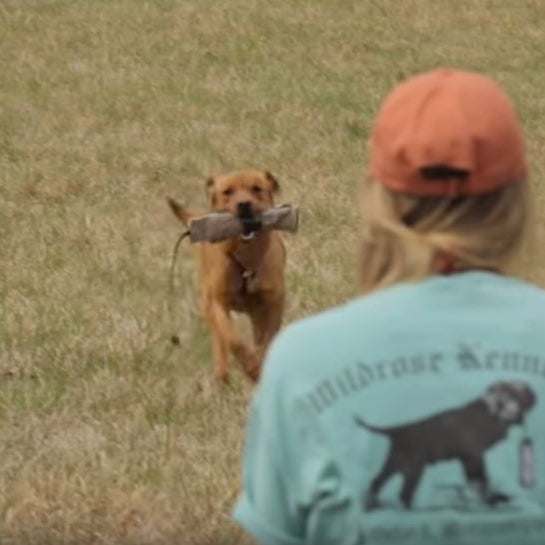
235,272,545,544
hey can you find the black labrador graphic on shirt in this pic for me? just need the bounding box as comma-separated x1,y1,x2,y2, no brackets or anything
354,381,536,511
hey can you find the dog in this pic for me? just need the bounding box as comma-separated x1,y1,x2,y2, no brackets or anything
168,170,286,382
354,381,536,510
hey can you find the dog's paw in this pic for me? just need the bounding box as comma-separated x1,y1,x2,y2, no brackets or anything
215,368,230,383
364,493,381,512
486,492,511,506
245,352,262,382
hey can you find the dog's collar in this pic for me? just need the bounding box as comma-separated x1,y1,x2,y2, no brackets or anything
229,250,257,293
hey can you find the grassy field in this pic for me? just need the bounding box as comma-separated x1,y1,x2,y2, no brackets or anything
2,1,545,543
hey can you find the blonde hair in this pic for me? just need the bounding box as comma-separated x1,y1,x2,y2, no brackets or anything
359,179,530,293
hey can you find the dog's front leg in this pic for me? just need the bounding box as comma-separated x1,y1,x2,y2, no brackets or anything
208,300,258,382
201,291,229,382
461,455,510,505
210,327,229,382
249,293,284,371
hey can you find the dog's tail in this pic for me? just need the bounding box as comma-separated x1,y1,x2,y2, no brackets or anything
167,197,195,227
354,415,387,434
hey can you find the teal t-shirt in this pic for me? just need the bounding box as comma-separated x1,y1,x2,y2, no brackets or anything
233,272,545,545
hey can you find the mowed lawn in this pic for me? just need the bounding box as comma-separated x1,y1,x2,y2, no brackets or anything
1,1,545,543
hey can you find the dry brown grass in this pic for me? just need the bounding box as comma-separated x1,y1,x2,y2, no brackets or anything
2,0,545,543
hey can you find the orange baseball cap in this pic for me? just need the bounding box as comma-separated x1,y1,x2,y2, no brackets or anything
370,69,528,196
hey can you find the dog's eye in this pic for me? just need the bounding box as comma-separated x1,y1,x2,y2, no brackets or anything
222,188,234,197
251,185,262,194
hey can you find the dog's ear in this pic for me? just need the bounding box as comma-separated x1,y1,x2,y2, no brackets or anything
264,171,280,193
205,176,217,207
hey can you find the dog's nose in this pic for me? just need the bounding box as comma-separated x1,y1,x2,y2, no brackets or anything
237,201,253,217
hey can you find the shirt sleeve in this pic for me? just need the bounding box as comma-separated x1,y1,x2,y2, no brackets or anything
233,329,362,545
233,382,306,545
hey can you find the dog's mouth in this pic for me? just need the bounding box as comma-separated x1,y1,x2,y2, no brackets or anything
237,202,263,241
239,216,262,241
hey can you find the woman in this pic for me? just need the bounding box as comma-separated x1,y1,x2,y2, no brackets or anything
233,69,544,545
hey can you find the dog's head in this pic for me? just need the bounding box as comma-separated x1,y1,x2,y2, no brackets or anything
483,381,536,425
205,170,280,218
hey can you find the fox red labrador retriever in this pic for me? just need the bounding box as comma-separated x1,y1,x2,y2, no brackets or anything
169,170,286,382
